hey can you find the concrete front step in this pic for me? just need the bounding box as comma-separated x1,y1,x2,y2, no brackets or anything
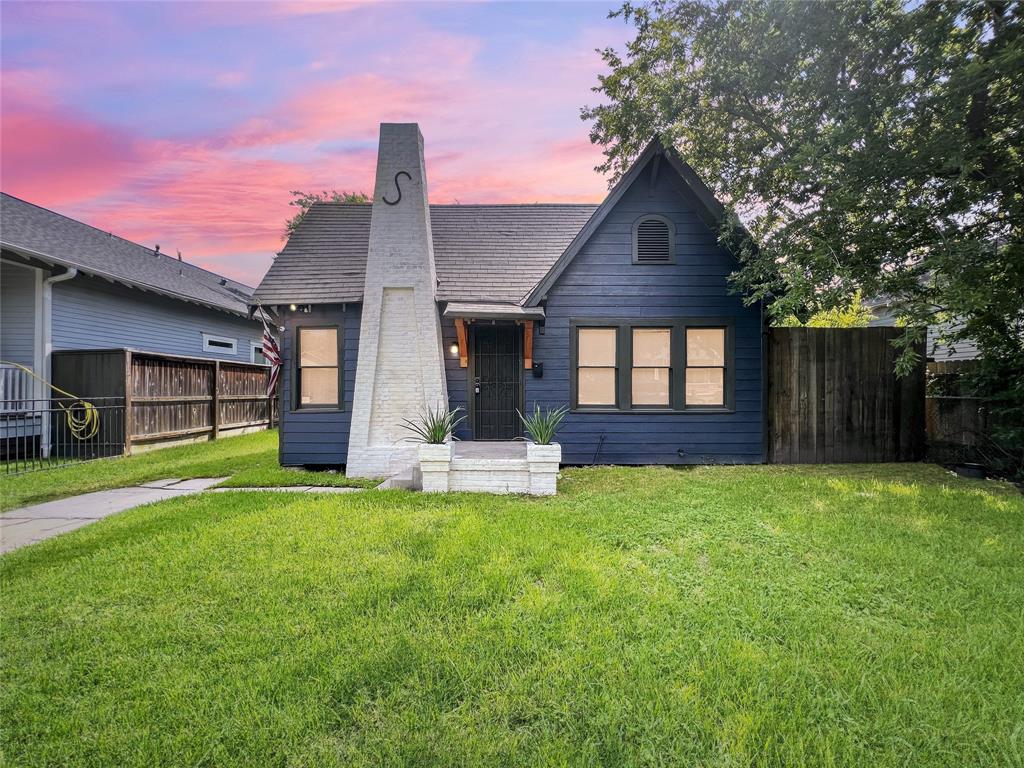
377,468,419,490
449,459,530,472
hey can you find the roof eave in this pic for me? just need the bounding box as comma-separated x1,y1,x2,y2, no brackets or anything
1,241,250,318
523,140,663,307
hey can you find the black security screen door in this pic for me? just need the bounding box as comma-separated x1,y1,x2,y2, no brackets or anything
471,324,523,440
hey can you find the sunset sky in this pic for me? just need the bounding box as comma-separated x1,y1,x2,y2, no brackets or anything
1,1,631,286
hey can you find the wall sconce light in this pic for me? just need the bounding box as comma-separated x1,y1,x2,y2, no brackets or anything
449,343,459,356
289,303,298,311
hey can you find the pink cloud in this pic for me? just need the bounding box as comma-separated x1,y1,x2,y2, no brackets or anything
1,79,152,206
1,13,624,286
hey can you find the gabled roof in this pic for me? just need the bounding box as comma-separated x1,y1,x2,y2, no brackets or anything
254,203,598,306
0,193,253,316
253,137,744,309
523,139,734,306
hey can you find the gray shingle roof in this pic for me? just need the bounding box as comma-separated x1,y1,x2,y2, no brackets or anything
254,202,599,306
1,193,253,316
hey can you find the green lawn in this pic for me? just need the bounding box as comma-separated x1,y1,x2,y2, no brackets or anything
0,430,374,511
2,464,1023,767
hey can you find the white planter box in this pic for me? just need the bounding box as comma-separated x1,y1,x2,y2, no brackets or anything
526,442,561,496
418,443,451,493
416,441,562,495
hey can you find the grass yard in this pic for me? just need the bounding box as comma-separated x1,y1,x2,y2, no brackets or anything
0,430,373,511
2,464,1023,766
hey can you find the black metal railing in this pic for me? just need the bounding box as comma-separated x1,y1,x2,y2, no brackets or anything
2,397,126,475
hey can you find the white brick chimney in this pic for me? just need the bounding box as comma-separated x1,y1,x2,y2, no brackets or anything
346,123,448,478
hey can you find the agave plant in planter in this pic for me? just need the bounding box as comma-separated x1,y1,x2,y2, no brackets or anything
517,404,568,495
517,404,569,445
400,405,466,493
399,404,467,444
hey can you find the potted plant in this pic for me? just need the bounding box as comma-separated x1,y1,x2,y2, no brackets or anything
399,405,466,492
518,404,568,495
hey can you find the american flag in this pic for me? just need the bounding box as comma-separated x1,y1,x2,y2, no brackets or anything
259,308,281,398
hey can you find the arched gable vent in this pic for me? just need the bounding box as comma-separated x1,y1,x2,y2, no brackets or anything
633,215,674,263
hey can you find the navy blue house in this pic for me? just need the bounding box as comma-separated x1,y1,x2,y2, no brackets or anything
255,129,765,468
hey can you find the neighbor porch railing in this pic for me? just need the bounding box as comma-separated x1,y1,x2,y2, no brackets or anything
0,363,40,411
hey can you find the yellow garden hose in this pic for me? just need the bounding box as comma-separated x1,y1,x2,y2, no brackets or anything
0,360,100,440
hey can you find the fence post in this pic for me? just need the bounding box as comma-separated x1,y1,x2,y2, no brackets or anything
212,360,220,440
123,350,133,456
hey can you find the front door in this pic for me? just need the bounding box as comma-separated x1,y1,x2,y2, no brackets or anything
471,324,522,440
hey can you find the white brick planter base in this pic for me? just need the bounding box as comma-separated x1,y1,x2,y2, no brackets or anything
417,442,561,496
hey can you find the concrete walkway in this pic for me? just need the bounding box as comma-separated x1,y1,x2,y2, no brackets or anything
1,477,226,554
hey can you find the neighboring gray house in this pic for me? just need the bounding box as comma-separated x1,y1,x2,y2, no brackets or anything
255,123,765,476
866,297,980,362
0,193,265,407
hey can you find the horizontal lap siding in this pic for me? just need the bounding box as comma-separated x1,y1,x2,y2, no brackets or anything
525,164,764,465
279,304,358,465
52,275,262,362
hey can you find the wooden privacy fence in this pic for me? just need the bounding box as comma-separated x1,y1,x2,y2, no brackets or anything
925,360,990,464
52,348,276,453
767,327,925,463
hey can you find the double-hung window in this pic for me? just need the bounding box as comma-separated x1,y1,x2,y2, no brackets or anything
296,326,340,408
576,327,618,406
631,328,672,406
685,328,726,406
573,320,731,411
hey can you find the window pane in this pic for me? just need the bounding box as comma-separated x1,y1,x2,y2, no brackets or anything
686,367,724,405
633,328,671,366
687,328,725,366
578,368,616,405
632,368,670,405
299,328,337,367
578,328,617,366
300,368,338,405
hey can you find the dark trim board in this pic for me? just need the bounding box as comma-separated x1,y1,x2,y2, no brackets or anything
291,322,345,412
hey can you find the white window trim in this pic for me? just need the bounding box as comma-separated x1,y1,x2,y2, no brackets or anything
251,342,267,365
202,333,237,355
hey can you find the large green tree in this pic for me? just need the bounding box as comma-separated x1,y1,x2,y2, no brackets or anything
584,0,1023,375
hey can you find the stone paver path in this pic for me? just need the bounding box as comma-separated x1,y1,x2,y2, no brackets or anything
1,477,227,554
